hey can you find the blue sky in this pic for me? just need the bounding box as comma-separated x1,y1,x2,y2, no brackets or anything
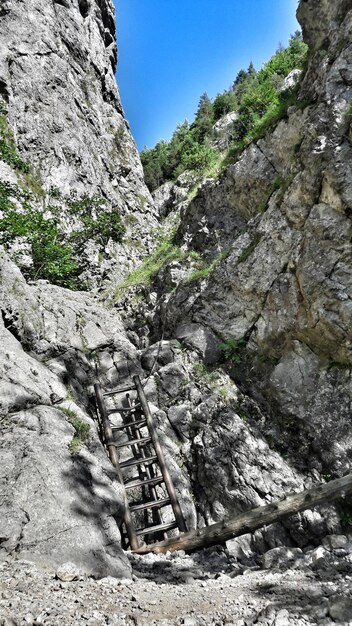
113,0,299,150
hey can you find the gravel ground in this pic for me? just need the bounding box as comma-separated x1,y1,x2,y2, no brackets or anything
1,539,352,626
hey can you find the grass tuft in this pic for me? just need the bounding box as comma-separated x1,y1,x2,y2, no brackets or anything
114,238,183,298
185,248,230,283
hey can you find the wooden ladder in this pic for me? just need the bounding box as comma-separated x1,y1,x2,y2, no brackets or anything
94,375,187,550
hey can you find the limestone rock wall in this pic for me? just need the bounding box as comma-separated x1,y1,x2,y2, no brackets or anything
1,0,352,579
1,0,137,198
0,248,146,577
0,0,157,577
0,0,158,285
129,0,352,525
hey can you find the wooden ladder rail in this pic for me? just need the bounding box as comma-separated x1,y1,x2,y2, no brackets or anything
94,382,140,550
124,396,150,533
133,375,188,534
124,395,166,540
95,376,187,546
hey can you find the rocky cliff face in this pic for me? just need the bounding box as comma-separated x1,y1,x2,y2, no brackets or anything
0,250,142,577
0,0,158,286
168,0,352,480
0,0,157,578
123,0,352,543
1,0,351,583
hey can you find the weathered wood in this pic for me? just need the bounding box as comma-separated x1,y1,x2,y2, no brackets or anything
112,418,147,431
94,382,140,551
124,394,163,533
132,473,352,555
103,384,137,396
133,375,188,534
107,404,141,414
124,475,164,490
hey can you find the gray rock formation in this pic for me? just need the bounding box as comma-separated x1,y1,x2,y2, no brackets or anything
0,0,160,578
0,0,158,285
148,0,352,487
211,111,238,152
0,248,144,577
138,339,339,548
1,0,351,584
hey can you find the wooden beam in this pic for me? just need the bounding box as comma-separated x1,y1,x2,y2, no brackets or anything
133,375,188,533
132,473,352,555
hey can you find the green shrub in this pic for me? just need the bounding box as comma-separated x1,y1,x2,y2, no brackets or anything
0,114,30,173
219,338,247,365
67,193,125,248
141,120,216,191
0,110,125,289
213,91,237,121
341,512,352,527
186,265,213,283
48,186,63,199
0,181,18,212
60,409,91,455
237,409,249,422
31,235,78,286
181,143,217,172
114,235,183,298
185,249,230,283
193,361,217,385
0,197,79,288
192,92,214,142
0,183,126,288
69,416,90,440
259,32,308,82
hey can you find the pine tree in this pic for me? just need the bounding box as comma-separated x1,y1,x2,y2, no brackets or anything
232,69,247,90
247,61,256,78
192,93,214,142
196,92,212,117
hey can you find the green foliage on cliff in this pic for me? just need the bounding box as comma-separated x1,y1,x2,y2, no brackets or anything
67,193,126,249
0,102,126,289
114,236,182,298
0,114,30,173
0,182,78,287
213,91,238,121
141,32,308,192
185,248,230,283
181,143,218,172
219,338,246,364
0,182,125,288
60,409,91,455
141,121,218,191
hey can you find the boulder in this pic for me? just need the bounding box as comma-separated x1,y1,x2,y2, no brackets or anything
175,323,221,364
261,547,303,570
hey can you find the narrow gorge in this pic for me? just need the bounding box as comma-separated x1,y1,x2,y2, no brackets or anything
1,0,352,624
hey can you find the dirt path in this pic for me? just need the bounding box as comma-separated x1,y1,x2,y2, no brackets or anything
1,544,351,625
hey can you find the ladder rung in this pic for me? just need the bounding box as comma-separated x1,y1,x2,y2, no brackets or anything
120,454,157,469
130,497,170,513
125,475,164,490
103,384,136,396
107,403,141,415
135,521,178,537
111,418,147,431
116,436,151,449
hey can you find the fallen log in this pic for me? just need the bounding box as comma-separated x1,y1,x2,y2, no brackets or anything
133,473,352,555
